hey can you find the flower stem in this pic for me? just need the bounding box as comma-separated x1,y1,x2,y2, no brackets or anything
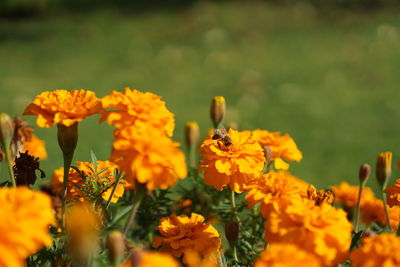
380,190,392,232
61,151,74,228
229,190,241,267
189,145,196,169
3,145,15,187
123,184,146,237
354,182,365,232
106,172,122,210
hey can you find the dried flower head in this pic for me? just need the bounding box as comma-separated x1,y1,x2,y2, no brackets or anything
110,126,187,190
384,178,400,208
23,89,103,128
264,197,352,266
152,213,221,263
350,234,400,267
0,187,55,267
254,243,321,267
199,128,265,193
101,88,175,136
331,182,376,208
14,151,45,186
251,129,302,170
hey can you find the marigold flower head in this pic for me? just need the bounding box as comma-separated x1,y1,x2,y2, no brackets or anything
251,129,302,170
119,251,179,267
350,234,400,267
254,243,321,267
52,160,127,203
152,213,221,263
360,197,400,231
385,178,400,208
245,170,304,217
199,128,265,193
22,134,47,160
0,187,55,267
264,197,352,266
110,126,187,190
331,182,376,208
101,88,175,136
23,89,103,128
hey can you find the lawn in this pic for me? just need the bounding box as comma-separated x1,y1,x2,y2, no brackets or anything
1,1,400,190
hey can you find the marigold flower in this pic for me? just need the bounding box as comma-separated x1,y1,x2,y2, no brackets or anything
385,178,400,207
22,134,47,159
101,88,175,136
360,197,400,231
119,251,179,267
0,187,55,267
23,89,103,128
110,126,187,190
254,243,321,267
52,160,126,203
199,128,265,193
264,197,352,266
251,129,302,170
350,234,400,267
152,213,221,263
331,182,376,208
245,171,304,217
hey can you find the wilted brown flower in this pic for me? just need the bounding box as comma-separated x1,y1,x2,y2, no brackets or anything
13,151,45,186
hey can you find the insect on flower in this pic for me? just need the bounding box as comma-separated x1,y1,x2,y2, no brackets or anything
212,126,233,149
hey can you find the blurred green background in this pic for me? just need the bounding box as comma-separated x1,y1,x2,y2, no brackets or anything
1,0,400,190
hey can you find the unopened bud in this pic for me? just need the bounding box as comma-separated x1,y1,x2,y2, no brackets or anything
263,146,273,164
185,122,200,148
359,163,371,183
107,230,125,266
224,221,239,246
210,96,226,128
376,152,392,189
57,123,78,155
0,113,14,148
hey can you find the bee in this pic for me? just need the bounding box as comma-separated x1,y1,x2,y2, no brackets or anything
212,126,233,148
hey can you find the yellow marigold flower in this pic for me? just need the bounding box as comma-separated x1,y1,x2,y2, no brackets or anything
350,234,400,267
361,197,400,231
245,171,304,218
0,187,55,267
152,213,221,263
199,128,265,193
110,126,187,190
23,89,103,128
385,178,400,207
254,243,321,267
265,197,352,266
22,134,47,160
52,160,127,203
332,182,376,208
252,129,302,170
101,88,175,136
119,251,179,267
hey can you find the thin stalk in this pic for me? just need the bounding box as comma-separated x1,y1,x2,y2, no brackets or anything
105,174,122,210
354,182,365,232
189,145,196,169
230,190,242,227
123,185,146,237
61,151,74,228
380,190,392,232
3,145,15,187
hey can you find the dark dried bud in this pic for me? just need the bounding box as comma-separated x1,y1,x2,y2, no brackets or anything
210,96,226,128
225,221,239,246
107,230,125,266
359,163,371,183
14,151,45,186
185,121,200,149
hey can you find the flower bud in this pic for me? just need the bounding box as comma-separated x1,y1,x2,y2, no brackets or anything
185,121,200,149
263,146,273,164
359,163,371,184
224,221,239,246
107,230,125,266
376,152,392,188
0,113,14,149
57,123,78,155
210,96,226,128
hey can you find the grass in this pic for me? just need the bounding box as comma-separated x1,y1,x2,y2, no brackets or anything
1,2,400,190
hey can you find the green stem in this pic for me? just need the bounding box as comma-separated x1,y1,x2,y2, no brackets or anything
123,184,146,237
189,145,196,169
229,190,241,267
106,173,122,210
61,151,74,228
354,182,365,232
3,146,15,187
380,190,392,232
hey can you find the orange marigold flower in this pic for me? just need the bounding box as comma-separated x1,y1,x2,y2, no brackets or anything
152,213,221,263
23,89,103,128
110,126,187,190
361,198,400,231
385,179,400,207
52,160,127,203
100,88,175,136
332,182,376,208
245,171,304,218
119,251,179,267
22,134,47,160
264,197,352,266
254,243,321,267
0,187,55,267
199,129,265,193
350,234,400,267
251,129,302,170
